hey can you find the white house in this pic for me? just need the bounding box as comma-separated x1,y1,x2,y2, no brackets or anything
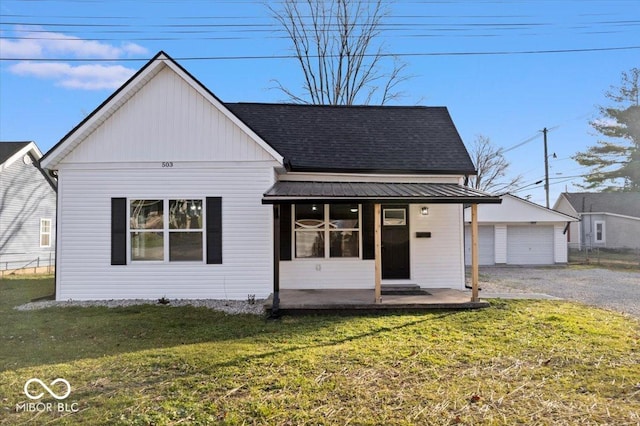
0,141,57,273
463,194,577,265
40,52,500,304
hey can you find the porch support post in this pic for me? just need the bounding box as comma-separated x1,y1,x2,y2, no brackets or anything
374,203,382,303
271,204,281,317
471,203,479,302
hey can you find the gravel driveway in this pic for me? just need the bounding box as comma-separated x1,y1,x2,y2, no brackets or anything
476,266,640,317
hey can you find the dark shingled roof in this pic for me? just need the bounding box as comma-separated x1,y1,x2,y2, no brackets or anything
263,181,501,204
0,141,30,165
562,192,640,218
225,103,476,175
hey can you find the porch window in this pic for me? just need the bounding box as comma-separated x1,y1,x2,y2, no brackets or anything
329,205,359,257
294,204,360,259
130,199,204,262
294,203,325,258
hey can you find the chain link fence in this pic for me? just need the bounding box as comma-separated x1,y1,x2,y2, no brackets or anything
568,244,640,267
0,253,55,277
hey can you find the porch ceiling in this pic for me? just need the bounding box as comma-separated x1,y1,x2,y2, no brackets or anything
262,181,501,204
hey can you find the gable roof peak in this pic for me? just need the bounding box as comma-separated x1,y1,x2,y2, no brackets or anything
40,51,283,169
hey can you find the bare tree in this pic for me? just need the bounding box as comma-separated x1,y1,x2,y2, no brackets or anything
268,0,409,105
467,135,523,194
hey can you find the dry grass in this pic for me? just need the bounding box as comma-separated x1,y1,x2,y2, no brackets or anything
1,277,639,425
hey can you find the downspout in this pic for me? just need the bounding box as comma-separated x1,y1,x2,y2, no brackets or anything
49,169,59,300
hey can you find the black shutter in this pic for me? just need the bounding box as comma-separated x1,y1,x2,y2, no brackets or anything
362,204,375,260
111,198,127,265
280,204,292,261
206,197,223,264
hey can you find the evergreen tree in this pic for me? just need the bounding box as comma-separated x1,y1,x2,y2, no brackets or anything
574,68,640,191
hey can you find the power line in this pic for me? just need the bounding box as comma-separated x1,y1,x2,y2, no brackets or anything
2,45,639,62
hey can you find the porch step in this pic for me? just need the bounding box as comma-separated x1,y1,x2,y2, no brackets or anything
381,283,421,291
381,284,430,296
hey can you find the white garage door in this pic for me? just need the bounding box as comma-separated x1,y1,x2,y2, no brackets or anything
506,225,554,265
465,225,495,265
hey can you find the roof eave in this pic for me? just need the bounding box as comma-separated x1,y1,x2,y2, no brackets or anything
262,196,502,205
288,166,477,175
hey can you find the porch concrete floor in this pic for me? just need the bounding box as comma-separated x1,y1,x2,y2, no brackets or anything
264,288,489,314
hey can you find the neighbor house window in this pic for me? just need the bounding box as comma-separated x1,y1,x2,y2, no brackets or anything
294,204,360,259
130,199,204,262
40,219,52,248
594,221,605,243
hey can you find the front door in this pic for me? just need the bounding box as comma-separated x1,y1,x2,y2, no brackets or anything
381,205,410,279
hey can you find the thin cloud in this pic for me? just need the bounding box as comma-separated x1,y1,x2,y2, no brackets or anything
3,26,148,90
10,61,135,90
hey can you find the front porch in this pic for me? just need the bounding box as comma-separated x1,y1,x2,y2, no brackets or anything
264,181,501,316
264,288,489,314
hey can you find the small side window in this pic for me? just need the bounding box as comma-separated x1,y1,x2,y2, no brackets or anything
40,219,52,248
594,221,605,243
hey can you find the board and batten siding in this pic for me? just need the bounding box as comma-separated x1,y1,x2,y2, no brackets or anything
59,66,276,165
55,163,278,300
0,156,56,267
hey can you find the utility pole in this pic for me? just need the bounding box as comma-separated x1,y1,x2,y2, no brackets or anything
542,127,550,208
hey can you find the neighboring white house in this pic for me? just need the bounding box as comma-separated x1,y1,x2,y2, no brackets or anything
463,194,577,265
0,141,57,272
40,51,500,302
554,192,640,250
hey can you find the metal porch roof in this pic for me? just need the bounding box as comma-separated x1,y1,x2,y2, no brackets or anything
263,181,501,204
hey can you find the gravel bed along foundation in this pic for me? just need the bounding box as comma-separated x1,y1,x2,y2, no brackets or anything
15,298,265,315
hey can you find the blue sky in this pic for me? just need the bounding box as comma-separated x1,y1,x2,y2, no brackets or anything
1,0,638,206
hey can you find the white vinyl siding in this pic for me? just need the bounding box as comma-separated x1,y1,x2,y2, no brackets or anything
411,204,465,289
55,163,277,300
0,153,56,267
554,224,568,263
280,260,375,289
506,225,554,265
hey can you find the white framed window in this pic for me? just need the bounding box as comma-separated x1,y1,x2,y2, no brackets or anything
129,199,204,262
294,204,361,259
40,218,52,248
594,220,605,243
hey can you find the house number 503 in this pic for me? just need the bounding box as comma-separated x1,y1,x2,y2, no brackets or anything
162,162,174,168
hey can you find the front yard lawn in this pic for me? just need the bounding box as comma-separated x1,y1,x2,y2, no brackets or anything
1,276,639,425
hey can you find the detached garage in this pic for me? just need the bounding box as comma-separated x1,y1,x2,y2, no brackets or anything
464,194,577,265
